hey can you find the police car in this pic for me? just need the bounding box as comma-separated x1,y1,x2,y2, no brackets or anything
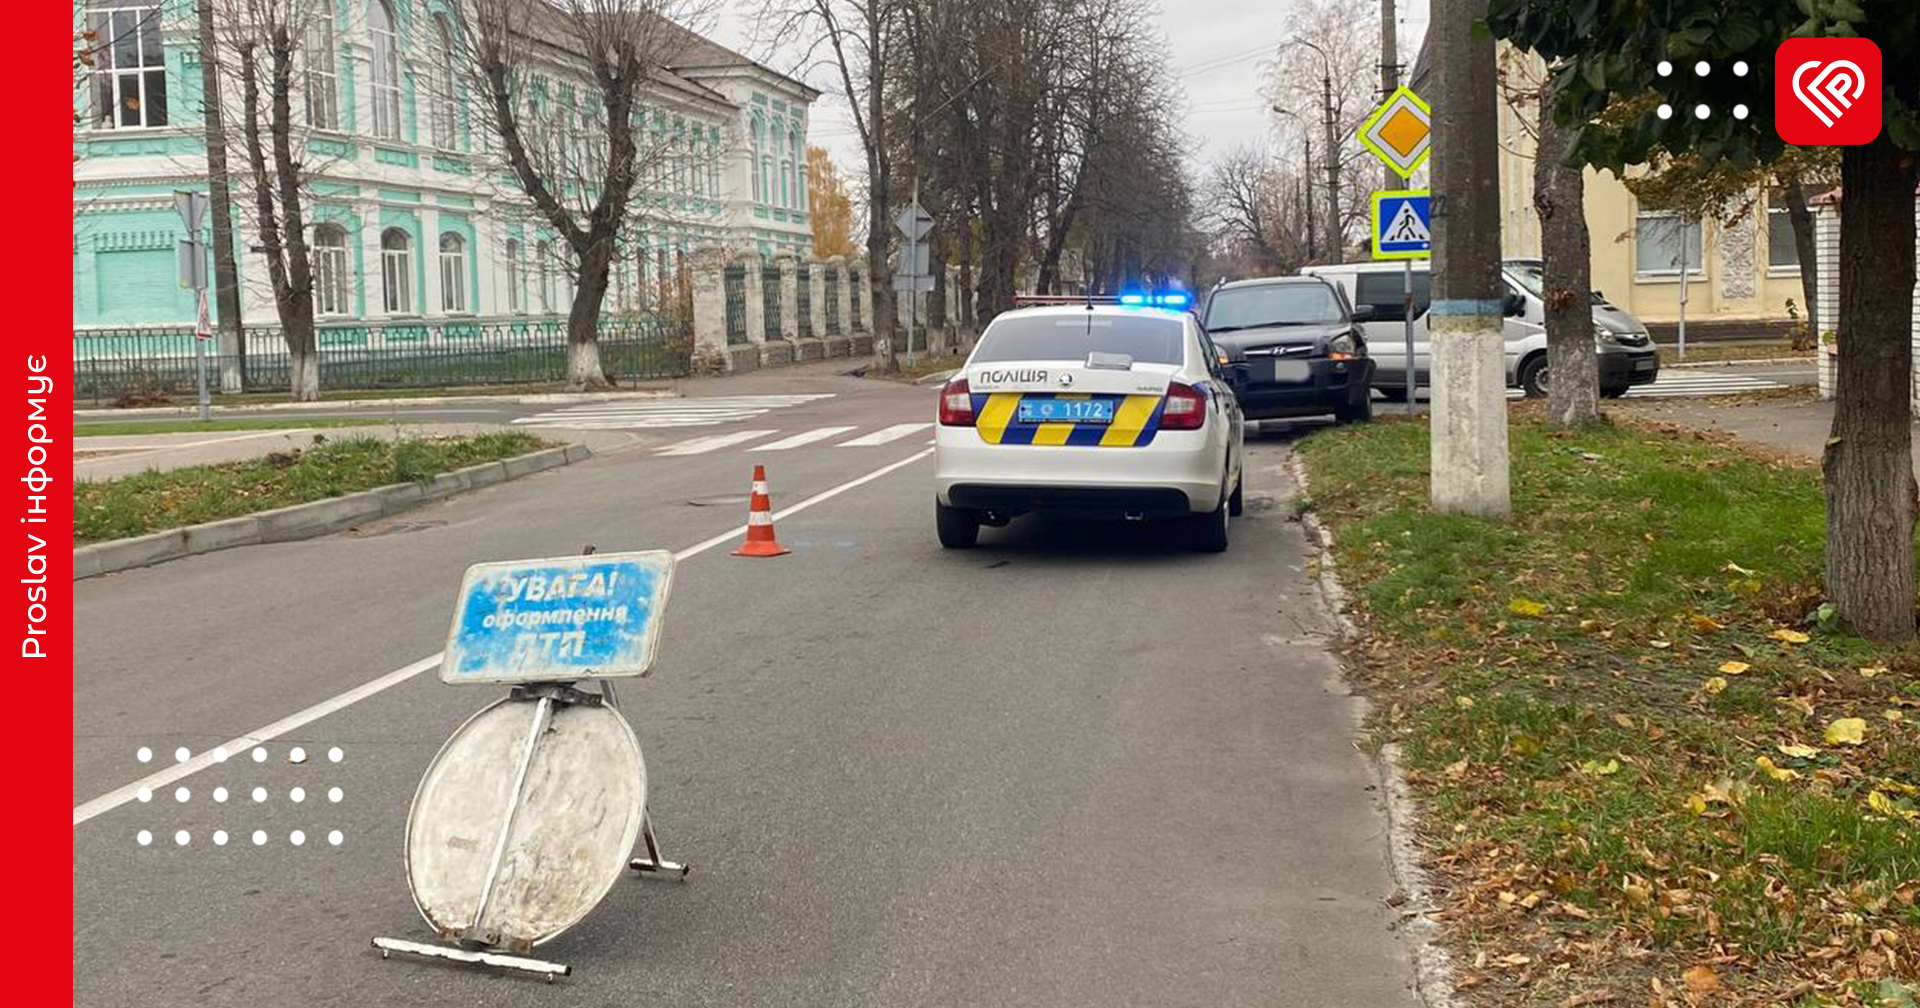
933,293,1246,552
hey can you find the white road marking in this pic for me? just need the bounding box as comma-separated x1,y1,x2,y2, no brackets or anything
655,429,779,455
513,394,836,431
752,426,857,451
1496,373,1786,401
837,422,933,446
73,446,936,829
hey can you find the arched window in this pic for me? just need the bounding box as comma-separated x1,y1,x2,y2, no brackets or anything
780,160,791,208
431,15,458,149
369,0,402,140
84,0,169,128
304,0,339,129
438,232,467,312
760,155,773,205
504,238,522,313
749,117,763,203
380,227,412,313
312,223,350,316
535,240,553,313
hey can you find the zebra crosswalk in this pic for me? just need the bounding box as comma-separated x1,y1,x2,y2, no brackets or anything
654,423,933,456
1499,372,1788,400
511,394,839,430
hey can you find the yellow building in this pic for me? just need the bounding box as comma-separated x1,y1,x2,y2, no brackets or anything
1466,48,1807,326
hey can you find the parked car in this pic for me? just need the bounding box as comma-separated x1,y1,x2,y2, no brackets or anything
1302,260,1660,399
1198,275,1377,423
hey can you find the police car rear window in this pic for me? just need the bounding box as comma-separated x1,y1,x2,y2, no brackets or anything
972,316,1185,365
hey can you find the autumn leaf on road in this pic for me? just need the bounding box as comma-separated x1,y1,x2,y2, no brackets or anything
1824,717,1868,746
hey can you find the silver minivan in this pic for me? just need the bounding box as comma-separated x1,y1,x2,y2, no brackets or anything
1301,260,1660,399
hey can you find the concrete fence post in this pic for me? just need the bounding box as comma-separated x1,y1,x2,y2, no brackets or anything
779,255,800,340
688,247,729,371
833,259,854,357
741,250,767,345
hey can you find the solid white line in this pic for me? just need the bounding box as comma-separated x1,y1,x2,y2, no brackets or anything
73,446,936,828
655,429,779,455
752,426,857,451
836,422,933,447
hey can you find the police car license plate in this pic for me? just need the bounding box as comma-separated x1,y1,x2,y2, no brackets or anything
1017,398,1114,424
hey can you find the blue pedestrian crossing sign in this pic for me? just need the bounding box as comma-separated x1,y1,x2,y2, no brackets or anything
1371,189,1431,260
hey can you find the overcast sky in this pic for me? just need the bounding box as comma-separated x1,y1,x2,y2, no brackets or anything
706,0,1430,185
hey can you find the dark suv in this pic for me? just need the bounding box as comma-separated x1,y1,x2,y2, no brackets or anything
1200,276,1376,423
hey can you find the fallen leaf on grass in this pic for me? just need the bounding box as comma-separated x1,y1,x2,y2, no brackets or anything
1824,717,1868,746
1563,989,1614,1008
1888,709,1906,723
1723,561,1756,576
1769,628,1811,645
1689,614,1723,633
1717,661,1750,675
1579,758,1621,777
1868,791,1920,823
1508,598,1547,617
1685,793,1708,815
1861,664,1888,679
1776,742,1821,759
1702,677,1728,695
1755,756,1800,781
1612,713,1636,730
1681,964,1723,999
1650,639,1673,649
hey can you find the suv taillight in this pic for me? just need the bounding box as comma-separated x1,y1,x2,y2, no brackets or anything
1161,381,1206,430
938,377,974,426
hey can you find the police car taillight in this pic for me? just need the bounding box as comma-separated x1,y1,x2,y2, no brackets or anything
1160,382,1206,430
938,377,974,426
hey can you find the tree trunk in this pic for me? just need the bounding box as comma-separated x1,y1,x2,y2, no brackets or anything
1533,79,1597,425
197,0,246,392
957,224,976,335
1781,173,1819,329
565,237,613,390
1823,136,1918,641
288,331,319,401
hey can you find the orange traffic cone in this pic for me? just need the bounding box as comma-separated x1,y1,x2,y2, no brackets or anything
733,465,790,557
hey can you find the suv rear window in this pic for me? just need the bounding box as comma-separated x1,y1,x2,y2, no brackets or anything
972,315,1186,365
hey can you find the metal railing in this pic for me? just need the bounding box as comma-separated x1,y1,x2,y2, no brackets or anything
723,264,747,345
73,315,693,404
824,270,841,336
762,264,782,340
796,265,813,335
849,271,863,329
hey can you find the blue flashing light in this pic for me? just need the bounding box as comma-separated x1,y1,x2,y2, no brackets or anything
1155,293,1191,308
1118,293,1148,305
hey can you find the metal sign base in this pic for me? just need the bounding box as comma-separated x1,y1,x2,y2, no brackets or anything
372,678,688,981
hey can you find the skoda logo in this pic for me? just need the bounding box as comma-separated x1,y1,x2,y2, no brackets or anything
1058,373,1074,388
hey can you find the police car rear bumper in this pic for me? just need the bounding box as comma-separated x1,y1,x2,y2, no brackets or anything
933,430,1225,516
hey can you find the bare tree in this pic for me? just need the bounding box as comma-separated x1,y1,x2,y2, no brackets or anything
1202,145,1292,274
455,0,716,390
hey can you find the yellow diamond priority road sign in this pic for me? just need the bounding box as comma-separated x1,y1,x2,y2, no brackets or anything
1358,86,1431,180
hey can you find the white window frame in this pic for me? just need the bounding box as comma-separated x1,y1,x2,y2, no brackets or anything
312,223,351,316
431,15,458,150
1766,205,1802,275
84,1,169,130
381,227,413,314
369,0,403,141
1633,211,1704,280
304,0,340,131
438,232,467,313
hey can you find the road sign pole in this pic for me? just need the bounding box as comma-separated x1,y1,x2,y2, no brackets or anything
1404,259,1416,416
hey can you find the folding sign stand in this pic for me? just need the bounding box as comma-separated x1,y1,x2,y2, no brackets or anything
372,547,688,981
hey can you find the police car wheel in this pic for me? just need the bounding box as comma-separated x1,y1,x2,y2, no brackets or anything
1188,497,1229,553
936,501,981,549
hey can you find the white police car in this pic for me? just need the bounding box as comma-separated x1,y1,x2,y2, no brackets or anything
933,294,1246,552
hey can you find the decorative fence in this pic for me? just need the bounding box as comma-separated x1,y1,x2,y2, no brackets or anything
824,270,841,335
762,263,783,340
849,270,863,328
72,315,693,404
796,264,813,333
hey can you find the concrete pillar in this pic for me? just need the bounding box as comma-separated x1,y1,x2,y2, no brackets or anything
779,255,800,340
807,258,829,341
1429,326,1512,517
420,206,443,317
688,247,728,363
835,258,854,339
741,250,767,343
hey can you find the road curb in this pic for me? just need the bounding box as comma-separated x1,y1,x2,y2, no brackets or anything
1665,356,1814,369
1286,452,1461,1008
73,389,678,419
73,444,589,580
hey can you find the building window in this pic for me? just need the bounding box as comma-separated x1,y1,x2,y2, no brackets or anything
432,15,459,150
304,0,339,130
85,1,168,129
535,240,554,312
313,223,351,316
1634,212,1703,275
1767,205,1802,271
780,161,792,208
505,238,523,313
749,118,763,202
381,227,413,313
438,232,467,312
760,156,773,204
369,0,402,141
792,130,805,207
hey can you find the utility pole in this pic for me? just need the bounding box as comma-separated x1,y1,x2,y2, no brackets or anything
1303,138,1316,262
196,0,245,392
1380,0,1400,191
1321,72,1340,261
1428,0,1510,516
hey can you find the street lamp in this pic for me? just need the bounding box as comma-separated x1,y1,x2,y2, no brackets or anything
1273,38,1343,262
1269,104,1317,261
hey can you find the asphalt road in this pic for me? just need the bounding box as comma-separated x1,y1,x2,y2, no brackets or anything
72,371,1416,1007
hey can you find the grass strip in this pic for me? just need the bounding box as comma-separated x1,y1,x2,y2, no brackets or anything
75,432,551,544
1297,412,1919,1005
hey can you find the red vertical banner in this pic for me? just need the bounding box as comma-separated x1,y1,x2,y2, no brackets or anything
27,0,75,1002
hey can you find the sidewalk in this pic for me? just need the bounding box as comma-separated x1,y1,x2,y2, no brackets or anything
1611,389,1920,466
74,422,639,481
